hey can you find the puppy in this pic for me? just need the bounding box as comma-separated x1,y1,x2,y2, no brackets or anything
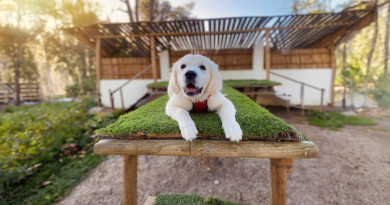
165,54,243,142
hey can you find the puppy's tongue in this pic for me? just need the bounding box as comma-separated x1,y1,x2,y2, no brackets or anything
185,87,197,92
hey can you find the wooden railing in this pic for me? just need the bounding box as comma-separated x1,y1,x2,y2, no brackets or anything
109,64,152,110
269,71,325,116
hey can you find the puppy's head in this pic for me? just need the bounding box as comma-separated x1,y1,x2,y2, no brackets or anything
169,54,222,99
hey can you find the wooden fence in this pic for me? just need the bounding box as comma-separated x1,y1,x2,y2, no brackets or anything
100,57,161,79
270,48,331,69
0,83,41,103
170,49,253,70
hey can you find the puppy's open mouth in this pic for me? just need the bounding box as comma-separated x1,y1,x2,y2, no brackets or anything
184,83,203,96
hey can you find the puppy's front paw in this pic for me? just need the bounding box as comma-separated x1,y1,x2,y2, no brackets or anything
223,120,243,142
179,123,198,141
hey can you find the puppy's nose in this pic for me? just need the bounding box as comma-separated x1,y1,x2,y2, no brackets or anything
185,71,197,79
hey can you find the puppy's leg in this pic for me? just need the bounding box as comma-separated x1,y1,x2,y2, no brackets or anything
166,105,198,141
217,101,243,142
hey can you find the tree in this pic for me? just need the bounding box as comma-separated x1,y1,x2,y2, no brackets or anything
364,2,379,107
291,0,331,14
384,1,390,79
137,0,195,22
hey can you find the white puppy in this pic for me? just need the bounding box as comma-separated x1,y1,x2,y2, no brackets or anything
165,54,243,142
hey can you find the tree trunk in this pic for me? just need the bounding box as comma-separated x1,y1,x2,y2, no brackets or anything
135,0,139,22
384,1,390,80
41,39,55,101
150,0,155,21
15,0,22,105
364,6,378,107
124,0,135,22
342,43,348,108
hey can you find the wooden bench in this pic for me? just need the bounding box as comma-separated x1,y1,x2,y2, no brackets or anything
93,80,319,205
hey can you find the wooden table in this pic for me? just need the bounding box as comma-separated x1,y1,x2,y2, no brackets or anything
94,139,319,205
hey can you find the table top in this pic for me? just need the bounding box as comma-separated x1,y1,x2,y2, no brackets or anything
93,139,319,159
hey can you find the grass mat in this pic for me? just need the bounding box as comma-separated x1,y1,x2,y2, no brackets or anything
153,194,251,205
96,85,306,141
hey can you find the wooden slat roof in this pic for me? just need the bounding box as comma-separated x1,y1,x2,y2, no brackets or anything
65,6,375,57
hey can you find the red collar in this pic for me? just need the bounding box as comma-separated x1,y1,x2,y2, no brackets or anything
193,95,211,112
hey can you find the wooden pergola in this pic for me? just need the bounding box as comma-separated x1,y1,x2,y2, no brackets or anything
65,2,377,106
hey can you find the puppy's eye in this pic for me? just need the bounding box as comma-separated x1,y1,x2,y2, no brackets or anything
180,64,186,69
199,65,206,70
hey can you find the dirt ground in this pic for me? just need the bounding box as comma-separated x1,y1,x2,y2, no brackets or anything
57,111,390,205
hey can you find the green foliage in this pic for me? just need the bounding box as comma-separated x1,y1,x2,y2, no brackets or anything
206,197,251,205
66,78,97,98
1,152,105,205
153,194,251,205
291,0,331,14
65,83,81,98
339,64,366,94
154,194,204,205
0,98,116,204
308,110,376,130
370,76,390,108
96,86,306,141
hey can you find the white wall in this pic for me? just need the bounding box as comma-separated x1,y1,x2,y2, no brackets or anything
100,51,171,109
100,79,154,108
270,69,333,105
158,50,170,81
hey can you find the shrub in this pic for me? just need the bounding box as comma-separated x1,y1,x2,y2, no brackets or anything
370,76,390,108
0,98,114,203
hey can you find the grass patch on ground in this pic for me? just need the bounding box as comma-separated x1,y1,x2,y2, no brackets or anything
368,127,387,132
308,111,376,130
147,79,281,87
153,194,251,205
96,86,307,141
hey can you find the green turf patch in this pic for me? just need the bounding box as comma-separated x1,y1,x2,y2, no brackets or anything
96,85,307,141
147,79,281,87
153,194,204,205
308,111,376,130
153,194,251,205
368,127,387,132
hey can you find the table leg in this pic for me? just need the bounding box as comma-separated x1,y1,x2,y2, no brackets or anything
270,158,293,205
123,155,138,205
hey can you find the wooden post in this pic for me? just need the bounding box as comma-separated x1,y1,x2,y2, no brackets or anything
120,88,125,110
109,89,114,110
330,45,336,106
150,36,157,83
123,155,138,205
265,31,271,80
270,158,290,205
320,89,324,112
300,83,304,117
95,38,102,107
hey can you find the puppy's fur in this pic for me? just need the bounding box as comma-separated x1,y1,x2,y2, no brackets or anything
166,54,243,142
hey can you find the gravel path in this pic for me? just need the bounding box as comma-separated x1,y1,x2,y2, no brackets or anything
58,116,390,205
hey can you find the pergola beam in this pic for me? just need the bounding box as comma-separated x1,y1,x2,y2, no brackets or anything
93,20,361,39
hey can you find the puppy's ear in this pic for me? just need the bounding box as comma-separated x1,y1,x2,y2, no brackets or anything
207,62,222,96
168,64,180,94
